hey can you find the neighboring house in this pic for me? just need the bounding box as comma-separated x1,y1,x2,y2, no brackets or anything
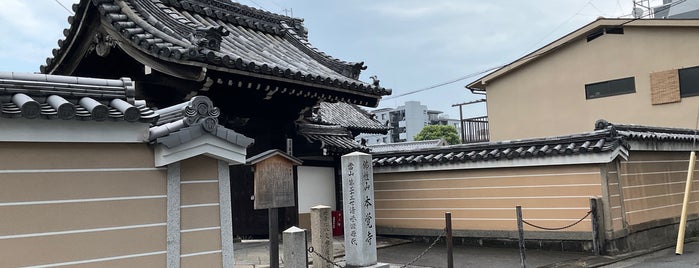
360,101,461,145
0,73,252,267
468,18,699,141
371,119,699,254
40,0,390,236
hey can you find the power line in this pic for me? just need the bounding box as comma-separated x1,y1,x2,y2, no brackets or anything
383,0,686,101
245,0,269,11
53,0,74,15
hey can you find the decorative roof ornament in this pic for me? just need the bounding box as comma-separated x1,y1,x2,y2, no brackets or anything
189,26,230,52
183,96,220,133
370,75,380,87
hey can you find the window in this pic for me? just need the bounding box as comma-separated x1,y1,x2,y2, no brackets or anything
585,77,635,99
680,66,699,98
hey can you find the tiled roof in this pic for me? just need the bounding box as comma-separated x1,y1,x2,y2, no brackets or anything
372,129,625,167
595,119,699,143
297,123,369,155
149,96,253,148
312,102,389,134
0,72,157,122
42,0,391,103
368,139,447,153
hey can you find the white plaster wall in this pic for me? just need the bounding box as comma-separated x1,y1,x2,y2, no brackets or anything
297,166,336,213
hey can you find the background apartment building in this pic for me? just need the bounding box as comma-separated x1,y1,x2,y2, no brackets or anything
357,101,461,145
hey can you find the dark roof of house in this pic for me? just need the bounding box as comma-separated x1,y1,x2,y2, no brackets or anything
297,123,369,155
368,139,447,153
311,102,389,134
149,95,253,148
0,72,157,122
42,0,391,102
372,129,625,167
595,119,699,143
468,19,699,91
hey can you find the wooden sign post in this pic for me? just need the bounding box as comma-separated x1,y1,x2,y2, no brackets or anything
247,150,302,268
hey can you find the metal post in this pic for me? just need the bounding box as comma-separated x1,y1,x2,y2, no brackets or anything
589,198,600,256
445,212,453,268
516,206,526,268
269,208,279,268
458,105,465,143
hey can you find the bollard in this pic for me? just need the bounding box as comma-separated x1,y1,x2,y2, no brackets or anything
446,212,454,268
311,205,333,268
516,206,527,268
283,226,308,268
589,198,600,255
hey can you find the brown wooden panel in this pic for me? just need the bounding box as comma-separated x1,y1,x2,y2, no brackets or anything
181,252,222,268
181,183,219,206
0,170,166,203
181,229,222,255
182,206,221,230
375,185,601,199
68,253,166,268
181,156,218,181
650,69,681,105
0,199,165,236
0,226,165,267
0,143,155,170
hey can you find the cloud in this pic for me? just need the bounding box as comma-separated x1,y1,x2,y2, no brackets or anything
366,1,497,19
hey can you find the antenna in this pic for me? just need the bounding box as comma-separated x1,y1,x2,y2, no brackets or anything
283,8,293,17
632,0,653,18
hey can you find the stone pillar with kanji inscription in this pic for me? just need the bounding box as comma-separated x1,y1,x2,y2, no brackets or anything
341,152,379,267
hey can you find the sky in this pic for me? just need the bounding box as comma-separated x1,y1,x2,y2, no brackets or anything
0,0,649,119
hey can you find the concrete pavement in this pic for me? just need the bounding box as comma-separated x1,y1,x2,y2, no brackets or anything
233,235,590,267
233,235,699,267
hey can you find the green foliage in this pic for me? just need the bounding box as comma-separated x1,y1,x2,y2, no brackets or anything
414,125,460,145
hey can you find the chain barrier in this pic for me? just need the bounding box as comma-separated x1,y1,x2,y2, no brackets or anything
400,230,445,268
307,246,345,268
306,230,445,268
522,210,592,231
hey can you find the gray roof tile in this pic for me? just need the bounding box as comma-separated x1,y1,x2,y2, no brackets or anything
297,123,369,154
0,72,157,123
368,139,448,153
312,102,389,134
150,95,253,148
372,129,625,167
42,0,391,101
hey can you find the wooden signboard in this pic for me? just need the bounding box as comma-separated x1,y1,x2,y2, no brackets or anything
247,150,302,210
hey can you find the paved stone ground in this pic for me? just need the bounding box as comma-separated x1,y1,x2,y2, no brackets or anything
233,236,589,267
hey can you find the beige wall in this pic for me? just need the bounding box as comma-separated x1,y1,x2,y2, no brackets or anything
485,26,699,141
374,165,602,233
179,156,223,267
618,151,699,227
0,143,167,267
